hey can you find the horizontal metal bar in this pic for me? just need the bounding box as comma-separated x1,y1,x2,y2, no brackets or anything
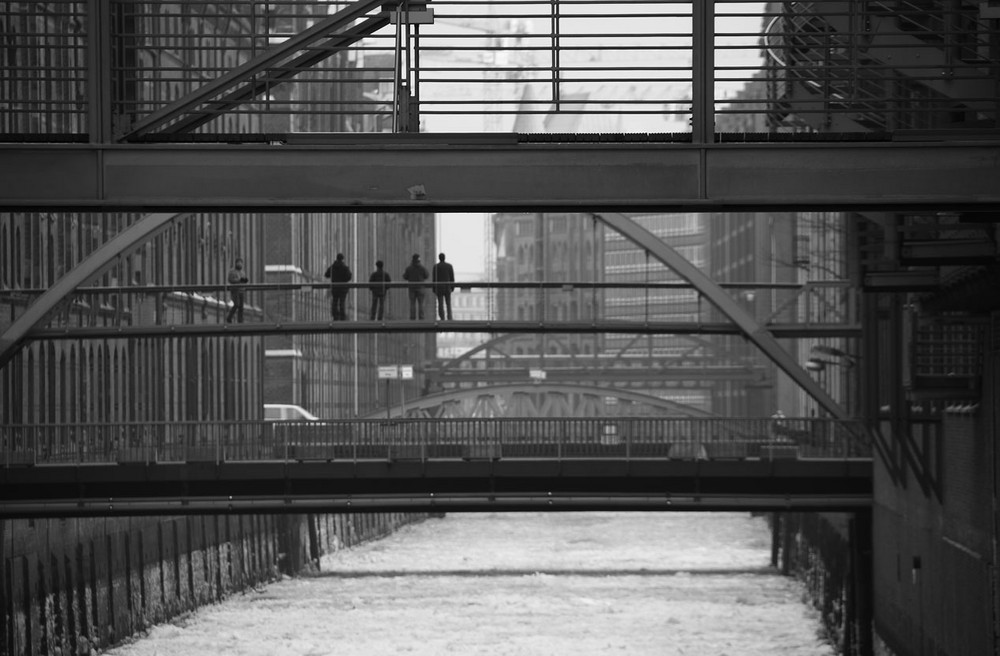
0,493,873,518
1,280,812,295
25,321,862,340
0,140,997,212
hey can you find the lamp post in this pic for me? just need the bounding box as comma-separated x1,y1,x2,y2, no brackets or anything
804,345,859,419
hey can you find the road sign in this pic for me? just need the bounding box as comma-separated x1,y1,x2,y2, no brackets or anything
378,365,399,379
400,365,414,379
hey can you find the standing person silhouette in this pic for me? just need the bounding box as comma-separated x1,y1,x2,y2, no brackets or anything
432,252,456,320
226,257,248,323
402,253,429,320
324,253,353,321
368,260,391,320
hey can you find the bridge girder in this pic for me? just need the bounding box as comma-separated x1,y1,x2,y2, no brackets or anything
362,383,716,419
1,140,999,212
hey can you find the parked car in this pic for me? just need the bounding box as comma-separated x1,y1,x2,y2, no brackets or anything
263,404,319,421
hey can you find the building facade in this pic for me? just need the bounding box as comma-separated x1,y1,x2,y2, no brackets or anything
0,6,432,654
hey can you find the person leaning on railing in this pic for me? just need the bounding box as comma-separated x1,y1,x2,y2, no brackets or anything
368,260,391,320
325,253,353,321
403,253,429,320
226,257,249,323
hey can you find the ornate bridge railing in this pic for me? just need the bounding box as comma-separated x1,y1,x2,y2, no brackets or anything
1,416,871,467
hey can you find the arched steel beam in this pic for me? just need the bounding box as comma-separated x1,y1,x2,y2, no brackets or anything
0,212,189,369
594,212,848,420
362,382,717,419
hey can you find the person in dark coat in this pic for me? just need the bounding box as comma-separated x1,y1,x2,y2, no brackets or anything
402,253,429,320
368,260,391,320
432,252,456,321
226,257,248,323
324,253,353,320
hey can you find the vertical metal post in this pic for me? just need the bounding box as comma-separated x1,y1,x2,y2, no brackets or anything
691,0,715,165
392,1,404,132
551,0,561,110
412,22,421,132
87,0,113,142
691,0,715,142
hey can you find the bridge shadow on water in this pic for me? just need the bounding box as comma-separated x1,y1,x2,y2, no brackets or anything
307,567,780,579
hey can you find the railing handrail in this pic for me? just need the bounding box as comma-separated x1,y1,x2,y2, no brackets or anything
1,416,864,427
1,416,872,468
0,280,830,297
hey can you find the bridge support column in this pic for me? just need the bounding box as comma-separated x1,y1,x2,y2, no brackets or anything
276,514,305,576
849,508,874,656
770,513,780,568
1,519,9,656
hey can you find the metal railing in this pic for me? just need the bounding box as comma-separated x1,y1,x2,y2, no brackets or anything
2,0,996,139
753,0,999,132
0,280,860,335
0,416,872,466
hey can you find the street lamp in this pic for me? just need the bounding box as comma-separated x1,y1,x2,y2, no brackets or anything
805,358,828,372
807,345,857,371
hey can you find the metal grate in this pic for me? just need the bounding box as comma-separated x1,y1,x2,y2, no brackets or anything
0,1,88,135
0,0,997,139
907,316,984,398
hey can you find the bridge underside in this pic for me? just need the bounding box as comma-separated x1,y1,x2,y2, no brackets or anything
1,459,871,517
2,139,999,212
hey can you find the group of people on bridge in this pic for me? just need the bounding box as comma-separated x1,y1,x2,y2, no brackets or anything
224,253,456,322
326,252,456,322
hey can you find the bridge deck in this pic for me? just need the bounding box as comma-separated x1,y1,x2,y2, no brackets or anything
1,458,872,517
1,417,872,516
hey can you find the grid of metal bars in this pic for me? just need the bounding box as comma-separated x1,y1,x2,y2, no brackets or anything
0,1,88,135
0,0,997,139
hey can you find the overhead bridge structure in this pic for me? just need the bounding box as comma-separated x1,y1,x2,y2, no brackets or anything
3,137,999,213
1,0,998,214
0,417,871,518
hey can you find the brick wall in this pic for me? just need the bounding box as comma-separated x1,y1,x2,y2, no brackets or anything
3,512,428,655
873,410,995,656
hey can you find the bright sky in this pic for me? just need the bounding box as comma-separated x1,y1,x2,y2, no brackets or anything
429,3,767,280
437,213,489,278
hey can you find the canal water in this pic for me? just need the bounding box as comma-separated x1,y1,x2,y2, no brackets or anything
105,512,834,656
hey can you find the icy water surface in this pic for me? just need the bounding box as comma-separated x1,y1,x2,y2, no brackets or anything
106,512,833,656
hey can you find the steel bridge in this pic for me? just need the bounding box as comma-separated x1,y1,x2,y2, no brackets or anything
361,384,722,418
0,417,871,517
2,0,998,214
1,0,996,512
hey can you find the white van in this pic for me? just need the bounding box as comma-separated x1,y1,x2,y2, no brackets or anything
263,404,320,421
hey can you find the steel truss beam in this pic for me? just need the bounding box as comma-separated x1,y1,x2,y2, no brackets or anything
360,383,718,419
427,367,763,384
428,333,742,373
123,0,391,139
2,140,999,211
